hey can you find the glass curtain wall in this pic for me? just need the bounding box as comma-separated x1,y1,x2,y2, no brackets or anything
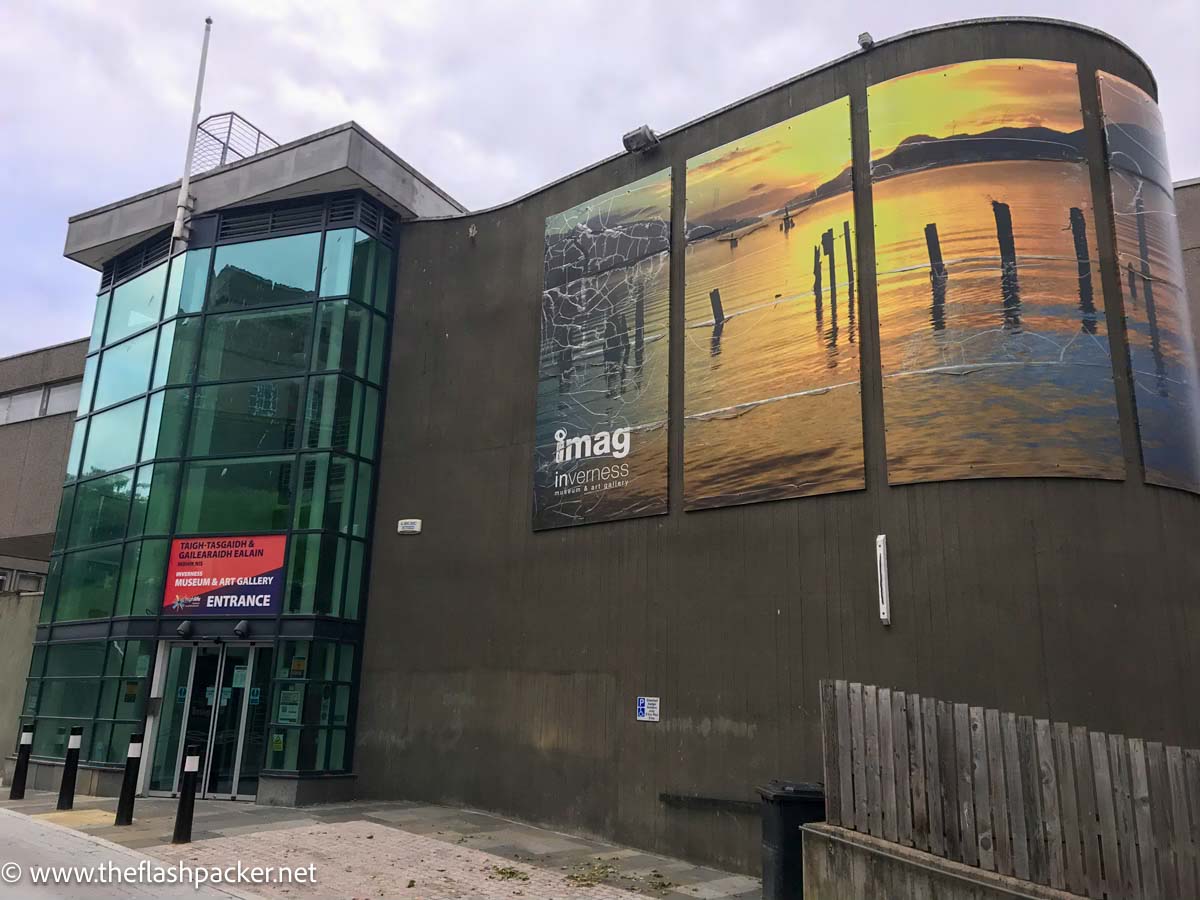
23,197,394,775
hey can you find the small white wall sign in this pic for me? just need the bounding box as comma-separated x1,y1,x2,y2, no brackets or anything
397,518,423,534
636,696,660,722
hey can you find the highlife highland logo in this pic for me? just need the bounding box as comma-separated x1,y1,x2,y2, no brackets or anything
552,426,632,495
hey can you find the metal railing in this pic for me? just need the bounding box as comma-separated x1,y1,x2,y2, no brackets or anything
190,112,279,175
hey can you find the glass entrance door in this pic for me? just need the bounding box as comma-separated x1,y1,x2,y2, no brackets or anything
149,642,274,800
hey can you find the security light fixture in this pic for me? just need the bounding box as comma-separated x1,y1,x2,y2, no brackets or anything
176,620,193,638
858,32,875,50
622,125,661,154
233,619,250,639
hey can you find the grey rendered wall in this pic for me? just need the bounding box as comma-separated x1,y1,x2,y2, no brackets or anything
0,592,41,761
1178,180,1199,324
357,20,1195,874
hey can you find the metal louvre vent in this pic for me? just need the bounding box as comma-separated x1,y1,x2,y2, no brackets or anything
102,229,172,291
328,197,357,227
217,202,323,242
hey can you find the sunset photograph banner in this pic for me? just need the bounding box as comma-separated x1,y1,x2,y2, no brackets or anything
869,59,1122,484
533,170,671,530
684,97,864,510
1098,71,1200,493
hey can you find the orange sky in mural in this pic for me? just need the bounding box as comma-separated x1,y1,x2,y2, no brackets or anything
868,59,1083,160
548,168,671,233
686,97,852,225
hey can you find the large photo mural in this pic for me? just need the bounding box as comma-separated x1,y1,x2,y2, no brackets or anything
533,170,671,529
1098,71,1200,493
869,59,1123,484
684,97,863,509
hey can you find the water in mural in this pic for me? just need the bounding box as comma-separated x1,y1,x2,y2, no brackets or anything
684,97,863,510
533,170,671,529
870,59,1122,484
1099,71,1200,493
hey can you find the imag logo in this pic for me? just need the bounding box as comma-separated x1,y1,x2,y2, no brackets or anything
553,427,631,463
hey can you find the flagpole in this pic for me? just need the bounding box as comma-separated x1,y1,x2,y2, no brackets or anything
172,16,213,253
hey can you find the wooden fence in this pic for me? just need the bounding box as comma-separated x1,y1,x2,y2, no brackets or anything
819,680,1200,899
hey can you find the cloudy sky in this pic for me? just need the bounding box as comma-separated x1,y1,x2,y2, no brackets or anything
1,0,1196,358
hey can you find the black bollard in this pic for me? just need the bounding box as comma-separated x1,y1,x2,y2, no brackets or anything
172,744,200,844
113,732,144,826
8,723,34,800
56,725,83,811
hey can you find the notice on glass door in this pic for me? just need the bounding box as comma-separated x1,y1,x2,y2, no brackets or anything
162,535,287,616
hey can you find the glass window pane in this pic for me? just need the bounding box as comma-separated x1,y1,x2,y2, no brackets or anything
81,399,145,478
309,641,336,680
44,641,107,676
177,456,295,533
54,545,122,621
199,306,313,381
39,680,100,719
294,454,353,532
361,386,379,460
140,388,190,461
353,462,372,537
128,462,179,538
93,330,155,409
337,644,354,682
305,375,361,453
46,380,82,416
79,356,98,416
328,728,347,771
107,262,167,344
163,248,211,317
52,486,76,553
152,316,200,389
40,557,62,623
68,472,134,548
313,300,368,376
33,719,93,760
0,387,42,425
210,233,320,312
320,229,375,303
285,534,345,616
373,243,393,312
89,292,111,351
275,640,310,679
367,315,386,385
116,539,168,617
66,420,85,481
190,378,302,456
343,540,364,619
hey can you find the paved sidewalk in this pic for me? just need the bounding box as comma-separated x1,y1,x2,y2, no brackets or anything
0,791,761,899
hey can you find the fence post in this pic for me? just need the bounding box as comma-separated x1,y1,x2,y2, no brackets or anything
113,731,144,827
172,744,200,844
8,723,34,800
56,725,83,811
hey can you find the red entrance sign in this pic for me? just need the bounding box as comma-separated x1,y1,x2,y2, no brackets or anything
162,535,287,616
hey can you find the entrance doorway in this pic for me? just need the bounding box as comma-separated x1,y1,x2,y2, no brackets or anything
147,642,274,800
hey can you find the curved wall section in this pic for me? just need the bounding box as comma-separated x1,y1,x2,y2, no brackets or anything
360,20,1197,874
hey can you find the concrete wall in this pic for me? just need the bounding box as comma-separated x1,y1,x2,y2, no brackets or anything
1178,179,1199,318
0,339,86,563
356,20,1194,874
802,824,1079,899
0,592,41,761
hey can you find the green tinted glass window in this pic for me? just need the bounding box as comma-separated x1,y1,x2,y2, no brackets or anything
40,558,62,623
177,455,295,534
52,486,76,554
68,472,134,548
373,243,393,312
81,399,145,478
65,420,86,481
93,330,155,410
344,540,364,620
320,229,375,304
313,300,368,377
294,454,353,532
151,316,200,389
44,641,107,677
353,462,372,537
361,386,380,460
54,545,122,621
107,262,167,344
209,233,320,312
115,539,168,617
305,375,362,454
127,462,178,538
89,292,111,351
367,315,387,385
199,306,313,381
190,378,302,456
140,388,190,461
79,355,98,416
163,248,211,317
285,533,346,615
38,680,101,719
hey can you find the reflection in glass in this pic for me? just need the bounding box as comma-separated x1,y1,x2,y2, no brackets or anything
313,300,368,377
68,471,134,548
141,388,190,461
190,378,302,457
163,248,212,317
319,229,375,304
305,375,362,453
107,263,167,345
152,317,201,388
54,545,122,621
177,455,295,533
209,233,320,311
199,306,313,381
94,330,156,409
81,399,145,477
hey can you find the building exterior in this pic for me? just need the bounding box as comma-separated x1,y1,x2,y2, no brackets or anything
7,18,1200,874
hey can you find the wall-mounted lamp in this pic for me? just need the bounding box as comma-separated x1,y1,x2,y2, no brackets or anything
858,32,875,50
622,125,661,154
176,620,193,638
233,619,250,639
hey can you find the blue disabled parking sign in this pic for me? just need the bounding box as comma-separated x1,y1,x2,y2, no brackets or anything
636,696,660,722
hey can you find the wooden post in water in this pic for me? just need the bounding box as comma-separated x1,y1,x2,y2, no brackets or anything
709,288,726,326
992,201,1021,329
926,223,948,331
813,245,824,330
822,228,838,305
1135,195,1168,396
843,221,855,302
634,282,645,368
1069,207,1096,334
